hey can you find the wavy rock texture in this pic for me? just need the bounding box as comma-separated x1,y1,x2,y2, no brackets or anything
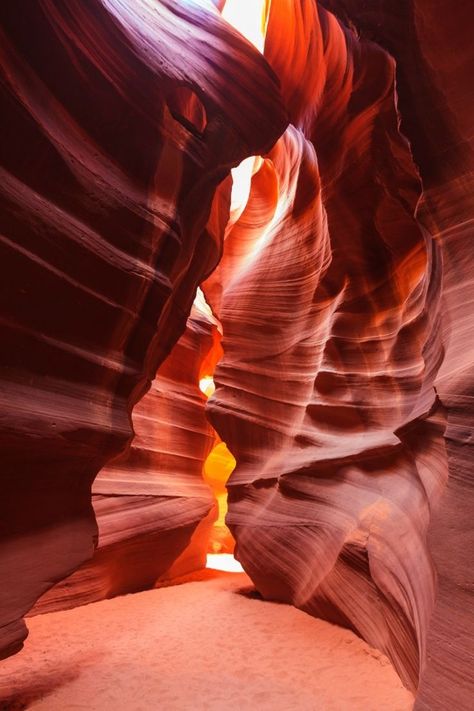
1,1,471,708
0,0,287,657
205,0,450,695
317,4,474,707
31,301,219,614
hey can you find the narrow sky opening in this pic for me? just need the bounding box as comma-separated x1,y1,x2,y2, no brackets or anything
221,0,269,53
201,1,271,575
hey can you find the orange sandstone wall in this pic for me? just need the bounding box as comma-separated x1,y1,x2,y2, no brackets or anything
319,3,474,707
31,303,219,614
1,3,472,709
205,0,459,699
0,0,286,657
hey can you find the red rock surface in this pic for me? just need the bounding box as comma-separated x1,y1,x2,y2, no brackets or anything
0,0,286,657
1,0,472,708
31,301,219,614
205,0,471,706
317,3,474,707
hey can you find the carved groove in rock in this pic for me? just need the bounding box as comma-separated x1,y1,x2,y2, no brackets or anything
204,0,450,695
0,1,472,709
0,0,287,656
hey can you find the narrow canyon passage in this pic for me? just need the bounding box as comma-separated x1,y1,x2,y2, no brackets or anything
0,1,472,710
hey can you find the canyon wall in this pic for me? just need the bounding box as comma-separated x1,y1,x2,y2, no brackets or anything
316,0,474,710
318,2,474,707
31,300,219,614
0,0,286,656
205,0,472,707
1,1,472,708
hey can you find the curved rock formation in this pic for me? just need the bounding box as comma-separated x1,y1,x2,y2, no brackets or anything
0,0,286,656
31,300,219,614
204,0,450,696
1,0,472,708
317,3,474,707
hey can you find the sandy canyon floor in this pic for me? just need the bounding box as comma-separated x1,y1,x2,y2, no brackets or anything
0,572,414,710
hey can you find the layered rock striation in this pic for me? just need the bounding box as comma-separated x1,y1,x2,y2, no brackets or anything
205,0,458,698
318,3,474,707
1,1,472,709
0,0,286,656
32,300,219,614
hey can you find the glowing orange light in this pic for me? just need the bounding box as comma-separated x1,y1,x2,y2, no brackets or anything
199,375,216,398
196,2,272,572
203,441,236,554
193,294,236,558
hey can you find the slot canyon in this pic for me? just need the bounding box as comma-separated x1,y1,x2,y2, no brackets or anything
0,1,472,709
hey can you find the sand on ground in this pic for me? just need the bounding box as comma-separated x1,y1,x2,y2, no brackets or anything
0,572,414,711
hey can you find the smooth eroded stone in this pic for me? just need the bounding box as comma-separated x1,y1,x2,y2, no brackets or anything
0,0,287,656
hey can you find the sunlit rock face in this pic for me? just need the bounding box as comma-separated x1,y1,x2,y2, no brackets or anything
1,0,472,707
203,441,236,553
205,0,468,702
0,0,286,656
316,4,474,707
205,114,445,686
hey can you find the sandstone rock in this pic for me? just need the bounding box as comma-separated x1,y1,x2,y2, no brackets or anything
1,3,472,709
0,0,286,656
317,3,474,707
31,303,218,613
206,0,449,695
